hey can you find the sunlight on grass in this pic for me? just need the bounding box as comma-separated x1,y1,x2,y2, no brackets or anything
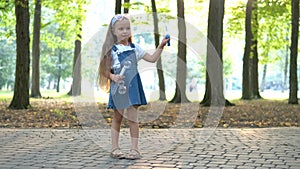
0,91,13,101
0,90,72,101
40,90,70,99
1,89,298,103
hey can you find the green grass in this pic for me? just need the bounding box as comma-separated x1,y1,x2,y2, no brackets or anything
0,91,13,101
0,90,71,101
1,89,296,103
39,90,71,99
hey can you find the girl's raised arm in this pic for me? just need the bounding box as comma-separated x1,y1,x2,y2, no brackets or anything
142,37,170,63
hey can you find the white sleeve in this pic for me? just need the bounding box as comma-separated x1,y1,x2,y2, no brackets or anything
111,50,121,69
134,44,146,61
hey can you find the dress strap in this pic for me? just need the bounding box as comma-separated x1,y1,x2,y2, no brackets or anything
112,45,118,52
130,43,135,48
112,43,135,55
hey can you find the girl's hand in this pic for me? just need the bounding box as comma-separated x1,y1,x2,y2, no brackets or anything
110,74,124,82
159,36,170,49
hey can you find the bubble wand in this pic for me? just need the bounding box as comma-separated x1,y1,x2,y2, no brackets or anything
163,15,170,46
112,60,132,95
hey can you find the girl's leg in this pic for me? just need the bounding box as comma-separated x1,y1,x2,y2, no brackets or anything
111,109,124,150
127,106,139,150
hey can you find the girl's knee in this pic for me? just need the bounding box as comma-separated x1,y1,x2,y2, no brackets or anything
128,117,138,124
113,110,124,123
127,114,138,123
114,116,123,123
127,106,138,123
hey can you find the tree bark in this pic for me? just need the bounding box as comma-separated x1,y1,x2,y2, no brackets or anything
31,0,42,98
242,0,252,100
9,0,30,109
124,0,130,14
67,4,82,96
251,0,261,99
288,0,299,104
68,34,82,96
200,0,231,106
151,0,166,100
115,0,122,14
56,49,62,93
170,0,189,103
260,64,267,92
283,40,289,92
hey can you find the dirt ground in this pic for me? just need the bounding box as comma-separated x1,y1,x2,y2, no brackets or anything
0,98,299,129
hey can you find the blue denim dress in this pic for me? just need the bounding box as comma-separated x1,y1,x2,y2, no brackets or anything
108,43,147,110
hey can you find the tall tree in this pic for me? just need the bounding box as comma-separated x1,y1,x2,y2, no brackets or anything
241,0,253,100
200,0,231,106
9,0,30,109
115,0,122,14
283,33,289,92
68,33,82,96
288,0,299,104
151,0,166,100
56,48,62,93
260,64,267,92
250,0,261,99
124,0,130,13
228,0,292,97
68,3,83,96
43,0,88,93
31,0,42,98
170,0,189,103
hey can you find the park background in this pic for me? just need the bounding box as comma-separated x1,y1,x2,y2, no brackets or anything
0,0,299,128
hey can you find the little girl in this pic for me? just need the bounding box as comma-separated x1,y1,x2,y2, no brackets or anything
98,14,169,159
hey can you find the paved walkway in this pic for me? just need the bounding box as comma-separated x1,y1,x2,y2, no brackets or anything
0,128,299,169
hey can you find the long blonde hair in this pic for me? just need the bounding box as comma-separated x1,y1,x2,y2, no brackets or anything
98,15,132,92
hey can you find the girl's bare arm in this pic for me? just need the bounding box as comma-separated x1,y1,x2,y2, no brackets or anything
142,37,169,63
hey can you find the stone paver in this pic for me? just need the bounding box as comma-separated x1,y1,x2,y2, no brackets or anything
0,128,299,169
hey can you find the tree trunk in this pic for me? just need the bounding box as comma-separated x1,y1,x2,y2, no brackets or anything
124,0,130,13
56,75,61,93
115,0,122,14
68,34,82,96
56,49,62,93
200,72,211,106
283,42,289,92
251,0,261,99
67,3,82,96
31,0,42,98
260,64,267,92
151,0,166,100
170,0,189,103
9,0,30,109
200,0,231,106
47,78,51,89
242,0,252,100
288,0,299,104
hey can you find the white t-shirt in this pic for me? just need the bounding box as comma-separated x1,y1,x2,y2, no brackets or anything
111,43,146,69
